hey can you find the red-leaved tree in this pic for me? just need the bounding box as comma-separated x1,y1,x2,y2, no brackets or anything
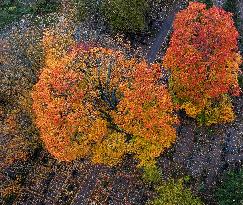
163,2,242,125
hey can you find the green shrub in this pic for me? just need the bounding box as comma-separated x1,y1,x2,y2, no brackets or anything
101,0,149,33
148,179,204,205
142,165,163,184
215,169,243,205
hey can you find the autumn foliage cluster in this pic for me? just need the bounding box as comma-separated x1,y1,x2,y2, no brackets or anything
31,31,178,167
32,2,241,166
163,2,241,125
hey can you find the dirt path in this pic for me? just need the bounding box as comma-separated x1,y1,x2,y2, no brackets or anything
147,1,183,63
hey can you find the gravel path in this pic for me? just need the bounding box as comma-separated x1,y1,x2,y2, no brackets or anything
147,1,183,63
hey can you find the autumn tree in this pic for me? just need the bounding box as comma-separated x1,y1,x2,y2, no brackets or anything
32,31,178,167
111,61,178,167
32,32,107,161
163,2,242,125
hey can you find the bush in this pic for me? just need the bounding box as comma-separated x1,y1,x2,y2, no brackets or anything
215,169,243,205
148,178,204,205
142,165,163,184
163,2,242,125
101,0,149,33
32,32,178,167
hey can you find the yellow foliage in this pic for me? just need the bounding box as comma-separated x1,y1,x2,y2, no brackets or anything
203,95,235,126
130,137,165,167
91,132,128,166
181,102,203,118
